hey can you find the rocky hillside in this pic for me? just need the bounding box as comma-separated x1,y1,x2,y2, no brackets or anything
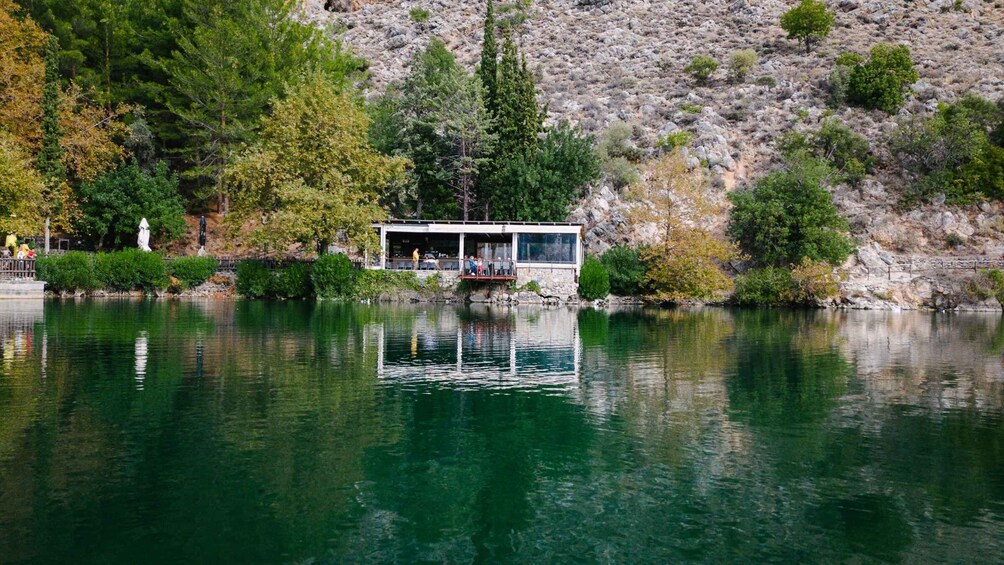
304,0,1004,307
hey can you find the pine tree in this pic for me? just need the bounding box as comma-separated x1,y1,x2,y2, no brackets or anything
36,35,65,184
494,32,541,161
478,0,498,116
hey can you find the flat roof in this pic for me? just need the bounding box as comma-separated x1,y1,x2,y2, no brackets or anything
380,219,582,227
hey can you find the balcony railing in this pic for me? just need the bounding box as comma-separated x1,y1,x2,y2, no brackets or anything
0,258,36,280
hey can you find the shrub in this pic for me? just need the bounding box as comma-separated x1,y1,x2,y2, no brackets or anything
168,256,217,289
782,120,875,185
755,75,778,88
272,263,313,299
643,246,734,302
890,94,1004,202
727,49,758,83
312,253,357,298
728,155,854,267
578,257,610,300
235,260,272,299
600,245,645,296
679,102,703,114
790,258,843,303
75,161,187,250
780,0,835,53
734,267,795,306
95,249,168,291
36,252,99,293
354,269,421,300
596,121,641,189
658,131,694,151
684,55,718,83
409,7,430,22
846,44,918,113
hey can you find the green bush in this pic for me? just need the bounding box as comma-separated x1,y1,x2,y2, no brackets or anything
75,161,187,250
734,267,796,306
755,76,777,88
600,245,645,296
890,94,1004,203
658,131,694,151
684,55,718,83
780,0,835,53
603,156,639,189
727,49,758,83
578,256,611,300
354,269,421,300
312,253,357,298
409,7,430,22
235,260,272,299
95,249,168,291
728,155,854,267
36,252,99,293
168,256,217,289
782,120,875,185
846,44,918,113
272,263,313,299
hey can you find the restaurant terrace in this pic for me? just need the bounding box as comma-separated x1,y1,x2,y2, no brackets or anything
370,220,584,283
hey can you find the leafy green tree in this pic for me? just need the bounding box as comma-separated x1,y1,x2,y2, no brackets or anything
224,73,407,253
847,44,918,113
891,94,1004,202
728,155,854,267
578,256,610,300
600,245,645,296
780,0,835,53
160,0,364,209
75,161,187,249
492,122,599,221
437,72,496,220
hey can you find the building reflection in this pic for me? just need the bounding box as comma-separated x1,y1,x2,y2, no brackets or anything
0,300,45,375
373,306,582,389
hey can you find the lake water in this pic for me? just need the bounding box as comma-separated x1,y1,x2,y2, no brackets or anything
1,301,1002,564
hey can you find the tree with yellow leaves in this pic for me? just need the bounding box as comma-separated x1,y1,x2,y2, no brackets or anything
0,134,45,236
627,151,738,301
224,73,408,253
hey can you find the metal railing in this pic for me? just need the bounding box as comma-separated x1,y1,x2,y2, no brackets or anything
0,258,36,280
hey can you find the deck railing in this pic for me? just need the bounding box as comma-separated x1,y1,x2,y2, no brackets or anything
0,258,36,280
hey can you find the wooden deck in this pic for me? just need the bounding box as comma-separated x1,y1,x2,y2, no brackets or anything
459,274,517,282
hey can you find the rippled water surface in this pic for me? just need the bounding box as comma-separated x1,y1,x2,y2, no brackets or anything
1,301,1003,563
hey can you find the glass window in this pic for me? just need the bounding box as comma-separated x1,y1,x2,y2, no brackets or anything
517,233,576,264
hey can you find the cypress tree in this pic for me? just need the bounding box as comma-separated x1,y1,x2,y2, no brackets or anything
495,31,541,161
37,35,65,184
478,0,498,115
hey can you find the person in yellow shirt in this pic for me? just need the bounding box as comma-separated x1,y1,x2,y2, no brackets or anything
412,248,420,270
5,233,16,254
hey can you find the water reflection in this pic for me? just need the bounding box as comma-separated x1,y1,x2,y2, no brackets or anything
375,305,581,389
0,302,1002,563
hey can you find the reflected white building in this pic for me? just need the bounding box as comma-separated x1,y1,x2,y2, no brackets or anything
372,307,582,390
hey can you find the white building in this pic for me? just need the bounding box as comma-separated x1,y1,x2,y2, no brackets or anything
370,220,584,296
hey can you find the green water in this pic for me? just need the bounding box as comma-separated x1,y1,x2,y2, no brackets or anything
1,302,1003,564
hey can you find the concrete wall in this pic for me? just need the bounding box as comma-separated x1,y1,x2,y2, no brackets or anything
0,281,46,299
519,266,578,299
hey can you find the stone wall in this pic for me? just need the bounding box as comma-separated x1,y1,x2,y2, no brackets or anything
520,266,578,300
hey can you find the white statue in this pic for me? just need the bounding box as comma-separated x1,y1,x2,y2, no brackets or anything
137,217,151,252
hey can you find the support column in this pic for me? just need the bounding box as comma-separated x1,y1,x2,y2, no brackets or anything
458,232,465,273
511,231,518,277
379,226,387,269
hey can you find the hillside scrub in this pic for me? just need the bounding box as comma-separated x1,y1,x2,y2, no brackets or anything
684,55,718,83
727,49,758,83
890,94,1004,203
780,119,875,186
